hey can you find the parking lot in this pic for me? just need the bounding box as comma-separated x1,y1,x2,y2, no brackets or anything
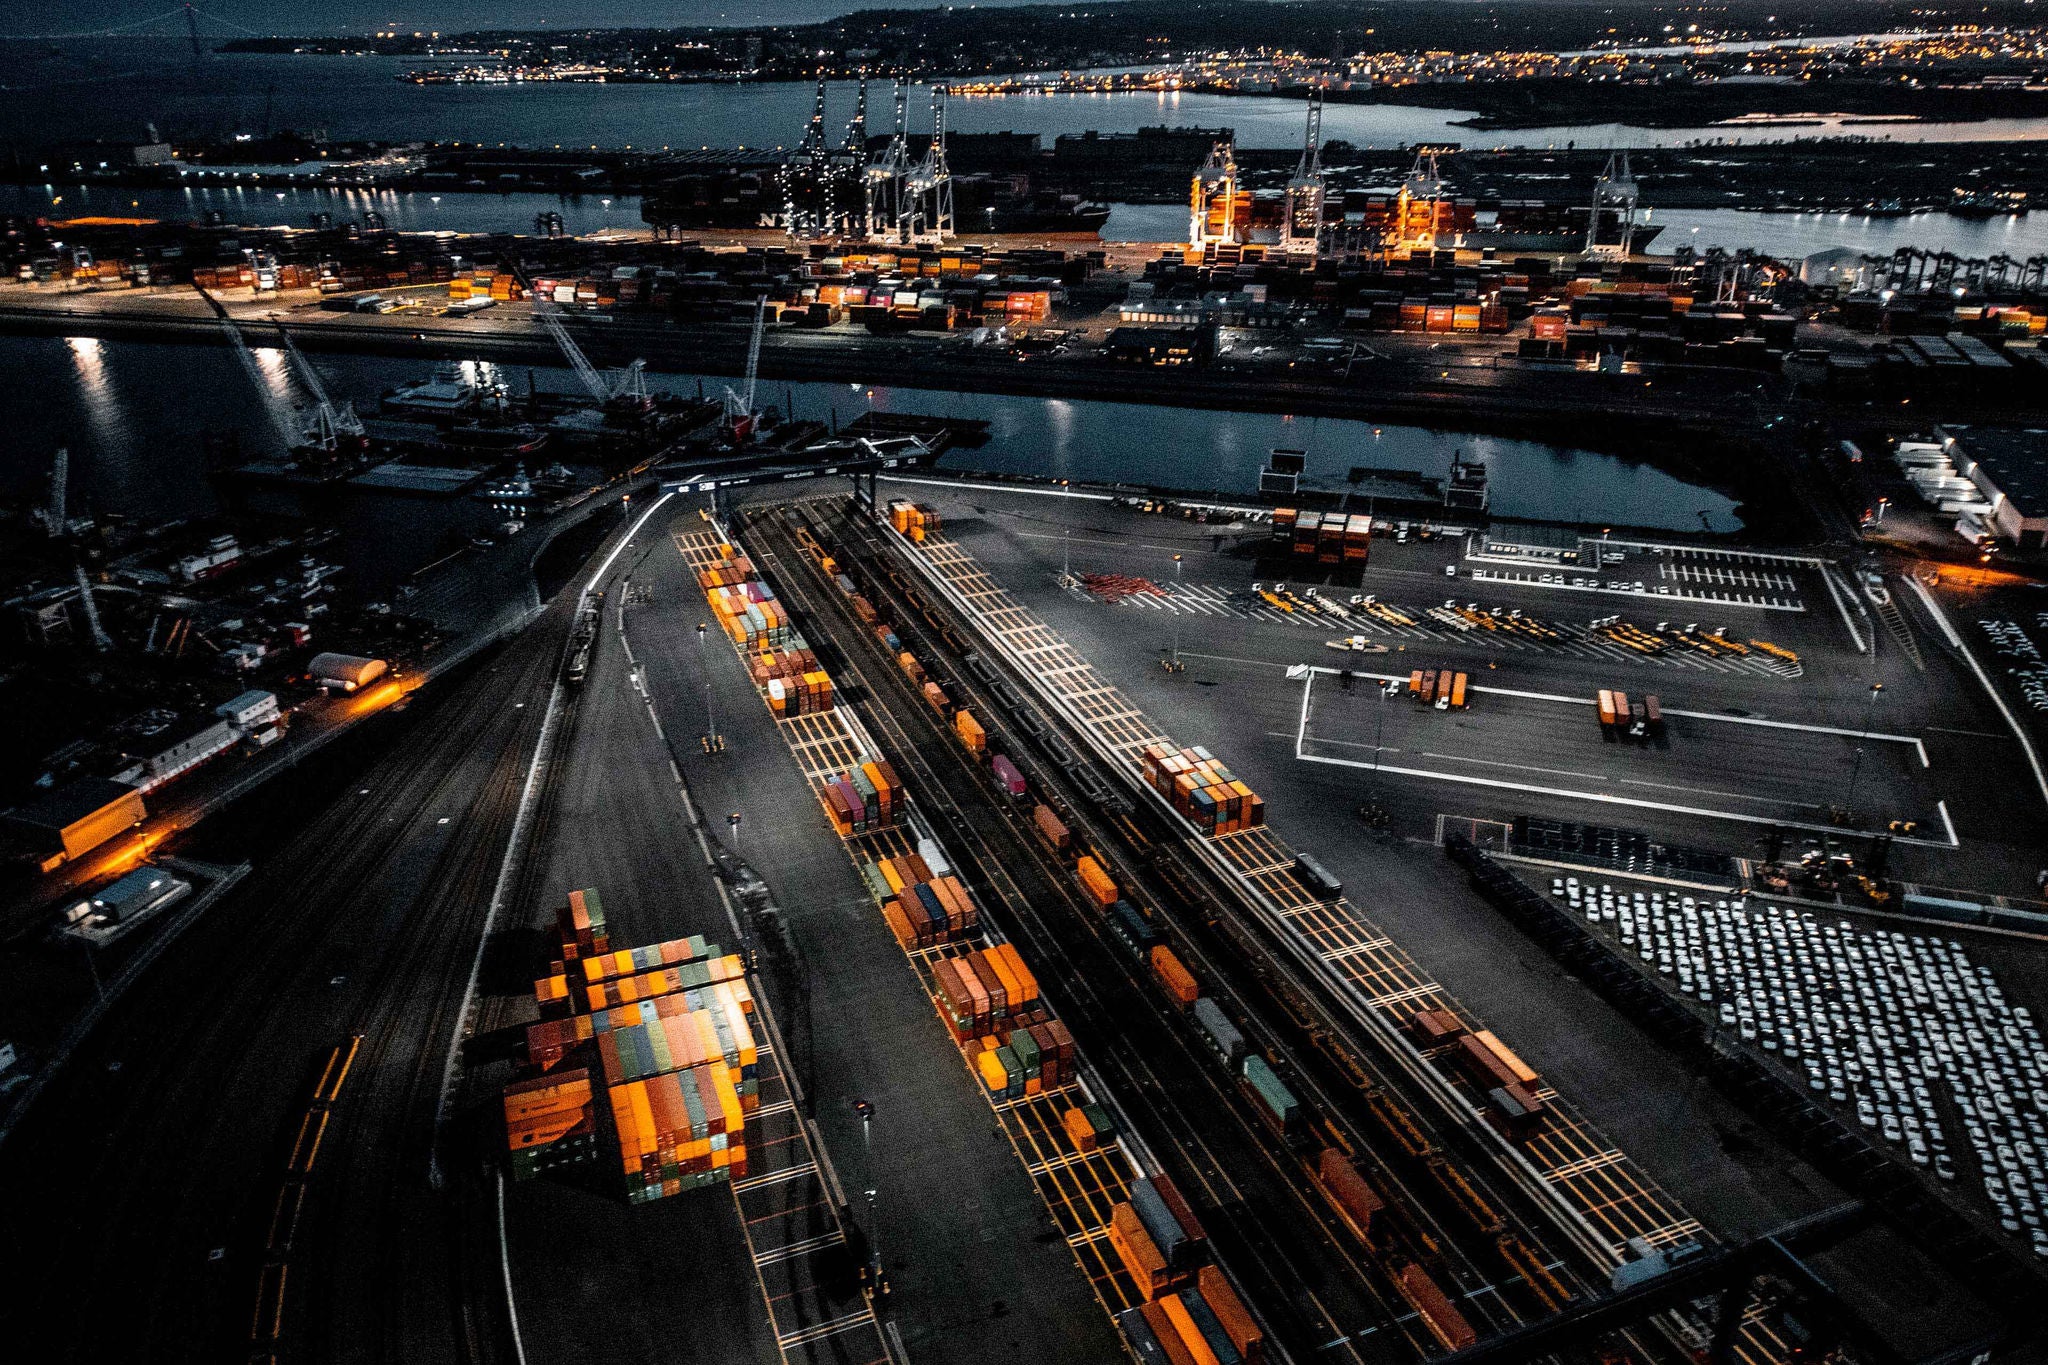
883,477,2048,895
1296,667,1949,843
1527,868,2048,1260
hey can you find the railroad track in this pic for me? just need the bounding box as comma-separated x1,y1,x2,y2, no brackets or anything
832,496,1807,1365
0,618,569,1363
762,503,1603,1359
756,510,1412,1361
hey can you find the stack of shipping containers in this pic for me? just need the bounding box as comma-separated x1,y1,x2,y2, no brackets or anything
1139,743,1265,837
1269,509,1372,568
504,892,759,1201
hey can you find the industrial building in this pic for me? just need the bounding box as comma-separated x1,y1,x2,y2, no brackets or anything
1937,425,2048,550
2,777,146,868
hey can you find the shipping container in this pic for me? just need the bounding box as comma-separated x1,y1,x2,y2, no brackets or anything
1241,1055,1302,1137
1292,853,1342,901
1196,1265,1264,1364
954,709,987,755
1117,1307,1175,1365
1397,1263,1478,1350
990,754,1028,799
1314,1149,1385,1244
1032,804,1071,852
1108,901,1158,961
1151,945,1200,1007
1076,856,1119,908
1110,1202,1175,1299
1597,689,1618,729
1140,1303,1201,1365
1192,997,1245,1063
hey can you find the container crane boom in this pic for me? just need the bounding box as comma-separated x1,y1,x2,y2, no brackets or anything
724,295,768,425
532,298,612,403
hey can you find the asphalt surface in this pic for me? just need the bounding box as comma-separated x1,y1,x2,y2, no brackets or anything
0,597,565,1362
747,501,1495,1362
869,481,2036,1359
907,481,2048,895
493,506,1122,1365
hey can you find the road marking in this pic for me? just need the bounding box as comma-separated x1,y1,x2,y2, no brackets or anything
1907,576,2048,815
755,1230,845,1268
1298,747,1958,847
498,1171,530,1365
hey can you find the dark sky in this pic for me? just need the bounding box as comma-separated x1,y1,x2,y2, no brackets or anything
4,0,1068,39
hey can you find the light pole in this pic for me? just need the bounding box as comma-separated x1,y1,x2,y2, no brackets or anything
697,623,722,753
852,1097,885,1299
1843,681,1884,823
1169,553,1184,671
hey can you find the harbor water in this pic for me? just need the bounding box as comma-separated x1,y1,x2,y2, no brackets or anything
14,178,2048,266
0,334,1742,534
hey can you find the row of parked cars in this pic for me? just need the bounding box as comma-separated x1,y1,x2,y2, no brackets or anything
1555,875,2048,1257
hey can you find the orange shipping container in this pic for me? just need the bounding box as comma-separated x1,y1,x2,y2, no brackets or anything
1158,1293,1224,1365
1076,856,1118,908
1151,945,1199,1007
1110,1202,1173,1299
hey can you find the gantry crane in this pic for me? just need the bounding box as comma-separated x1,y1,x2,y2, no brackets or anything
532,297,649,407
723,295,769,443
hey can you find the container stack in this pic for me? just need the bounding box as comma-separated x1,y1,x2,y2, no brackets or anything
821,759,904,836
866,855,982,947
502,885,766,1202
531,933,744,1020
554,886,610,962
503,1069,600,1182
933,944,1043,1041
970,1016,1077,1103
1117,1264,1265,1363
886,499,943,543
1139,744,1266,836
1269,509,1372,566
708,582,793,651
610,1060,749,1203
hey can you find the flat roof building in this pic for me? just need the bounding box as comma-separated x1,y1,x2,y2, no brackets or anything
3,777,145,865
1940,424,2048,550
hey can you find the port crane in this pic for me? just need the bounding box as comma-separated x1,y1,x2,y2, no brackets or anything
1281,88,1326,257
206,291,363,458
901,88,954,246
865,83,912,244
532,298,649,407
34,448,112,651
723,295,769,442
274,325,364,449
1585,151,1641,258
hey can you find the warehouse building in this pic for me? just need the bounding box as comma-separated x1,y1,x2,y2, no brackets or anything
1939,425,2048,551
3,777,146,869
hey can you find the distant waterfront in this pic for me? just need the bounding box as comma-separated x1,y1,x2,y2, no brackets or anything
12,40,2048,152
